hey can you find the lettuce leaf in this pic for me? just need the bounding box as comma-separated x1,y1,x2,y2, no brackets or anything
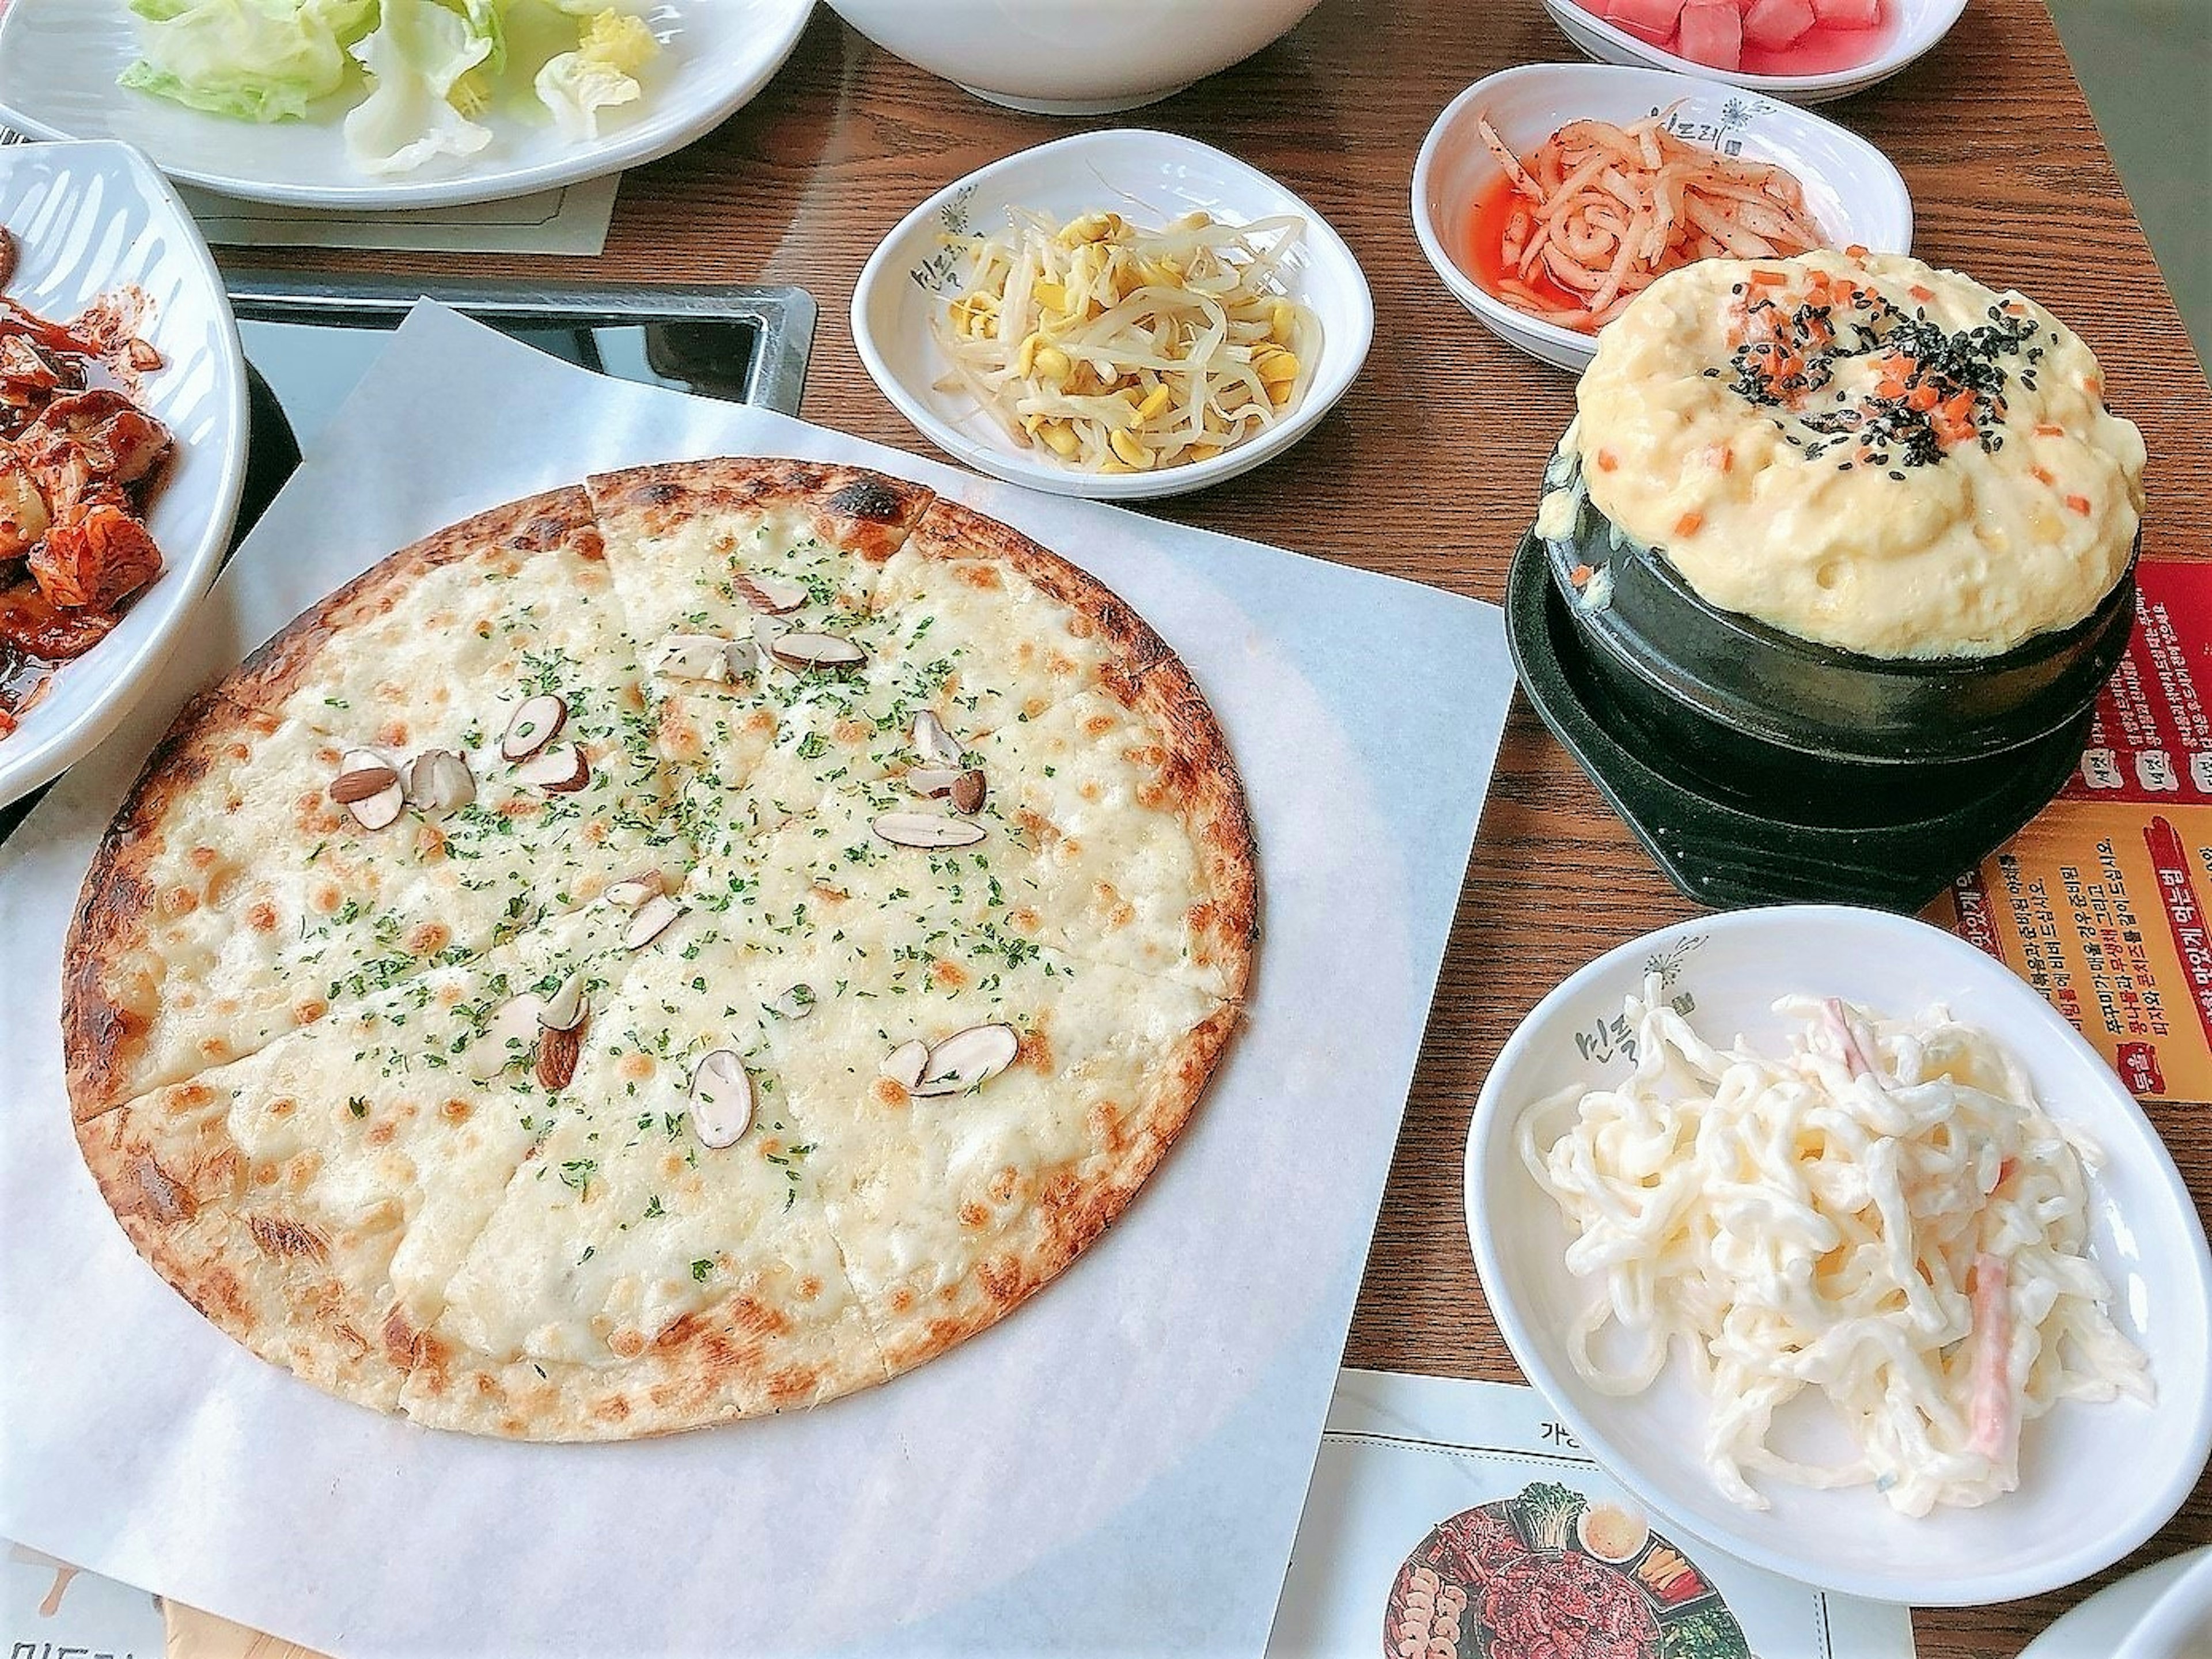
342,0,494,175
117,0,377,124
533,9,656,141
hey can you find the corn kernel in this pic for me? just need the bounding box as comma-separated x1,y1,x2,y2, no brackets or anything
1109,429,1154,469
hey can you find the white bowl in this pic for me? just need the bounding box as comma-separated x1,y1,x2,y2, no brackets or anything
1542,0,1969,102
853,128,1373,503
2022,1549,2211,1659
2123,1550,2212,1659
1464,906,2212,1606
1412,61,1912,372
822,0,1322,115
0,140,247,809
0,0,812,211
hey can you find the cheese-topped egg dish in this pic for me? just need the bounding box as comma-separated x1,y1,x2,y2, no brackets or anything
1549,249,2147,660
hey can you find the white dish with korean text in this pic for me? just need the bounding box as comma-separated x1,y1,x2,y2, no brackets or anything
851,127,1373,502
1465,905,2212,1605
1412,61,1912,372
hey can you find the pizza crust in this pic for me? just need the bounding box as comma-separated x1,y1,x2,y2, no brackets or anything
65,460,1256,1438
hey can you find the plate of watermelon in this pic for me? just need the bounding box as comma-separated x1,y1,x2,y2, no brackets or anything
1540,0,1968,101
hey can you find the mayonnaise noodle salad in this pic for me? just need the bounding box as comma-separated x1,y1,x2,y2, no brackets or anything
1518,982,2152,1517
118,0,662,177
933,207,1322,475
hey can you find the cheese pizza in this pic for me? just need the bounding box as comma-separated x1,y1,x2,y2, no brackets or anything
63,459,1254,1439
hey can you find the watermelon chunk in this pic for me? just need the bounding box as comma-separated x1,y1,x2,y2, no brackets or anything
1675,1,1744,69
1608,0,1689,38
1744,0,1816,47
1811,0,1881,25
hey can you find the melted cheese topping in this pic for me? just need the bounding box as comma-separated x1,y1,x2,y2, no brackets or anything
1566,251,2147,660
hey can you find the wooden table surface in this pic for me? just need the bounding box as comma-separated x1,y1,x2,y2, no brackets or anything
237,2,2212,1651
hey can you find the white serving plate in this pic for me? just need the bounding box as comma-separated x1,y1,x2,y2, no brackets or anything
851,128,1373,503
1412,60,1912,372
1541,0,1969,102
1465,906,2212,1606
0,139,247,809
0,0,812,210
2020,1548,2210,1658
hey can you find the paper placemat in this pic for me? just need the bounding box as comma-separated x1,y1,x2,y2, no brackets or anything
179,173,619,257
1270,1370,1918,1658
1936,556,2212,1099
0,304,1515,1659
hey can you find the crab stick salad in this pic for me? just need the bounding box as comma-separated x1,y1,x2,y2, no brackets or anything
1537,248,2147,658
1518,983,2153,1517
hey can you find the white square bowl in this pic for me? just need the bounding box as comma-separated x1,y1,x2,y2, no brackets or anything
852,128,1374,503
1412,61,1914,373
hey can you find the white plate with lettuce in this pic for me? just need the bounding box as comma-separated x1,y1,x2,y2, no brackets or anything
0,0,815,210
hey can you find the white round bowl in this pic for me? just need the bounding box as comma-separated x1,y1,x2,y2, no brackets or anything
0,139,247,808
1412,61,1913,373
853,128,1373,503
1541,0,1969,102
822,0,1323,114
1465,906,2212,1606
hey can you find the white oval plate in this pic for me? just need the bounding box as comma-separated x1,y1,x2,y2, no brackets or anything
852,128,1374,503
2020,1547,2209,1658
1,139,248,809
0,0,812,211
1465,906,2212,1606
1413,60,1912,373
1541,0,1969,103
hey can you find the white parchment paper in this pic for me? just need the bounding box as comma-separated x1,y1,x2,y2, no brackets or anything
0,306,1515,1659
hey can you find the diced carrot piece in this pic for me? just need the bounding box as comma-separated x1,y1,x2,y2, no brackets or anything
1907,384,1940,411
1675,2,1743,70
1844,243,1870,259
1597,450,1619,472
1748,269,1787,286
1941,391,1977,422
1877,378,1906,400
1570,563,1595,586
1908,283,1936,302
2036,422,2065,437
1675,512,1705,536
2066,494,2092,515
2029,464,2055,484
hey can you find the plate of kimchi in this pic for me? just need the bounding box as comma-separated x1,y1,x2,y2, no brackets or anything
0,139,247,807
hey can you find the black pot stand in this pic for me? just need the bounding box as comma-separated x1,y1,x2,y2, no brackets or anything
1505,531,2094,912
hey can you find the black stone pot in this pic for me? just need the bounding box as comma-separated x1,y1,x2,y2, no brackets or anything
1533,448,2135,828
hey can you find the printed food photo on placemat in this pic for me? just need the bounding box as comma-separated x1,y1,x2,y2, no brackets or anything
1382,1480,1749,1659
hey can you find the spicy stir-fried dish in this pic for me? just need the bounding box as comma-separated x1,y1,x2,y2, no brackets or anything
0,227,173,739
